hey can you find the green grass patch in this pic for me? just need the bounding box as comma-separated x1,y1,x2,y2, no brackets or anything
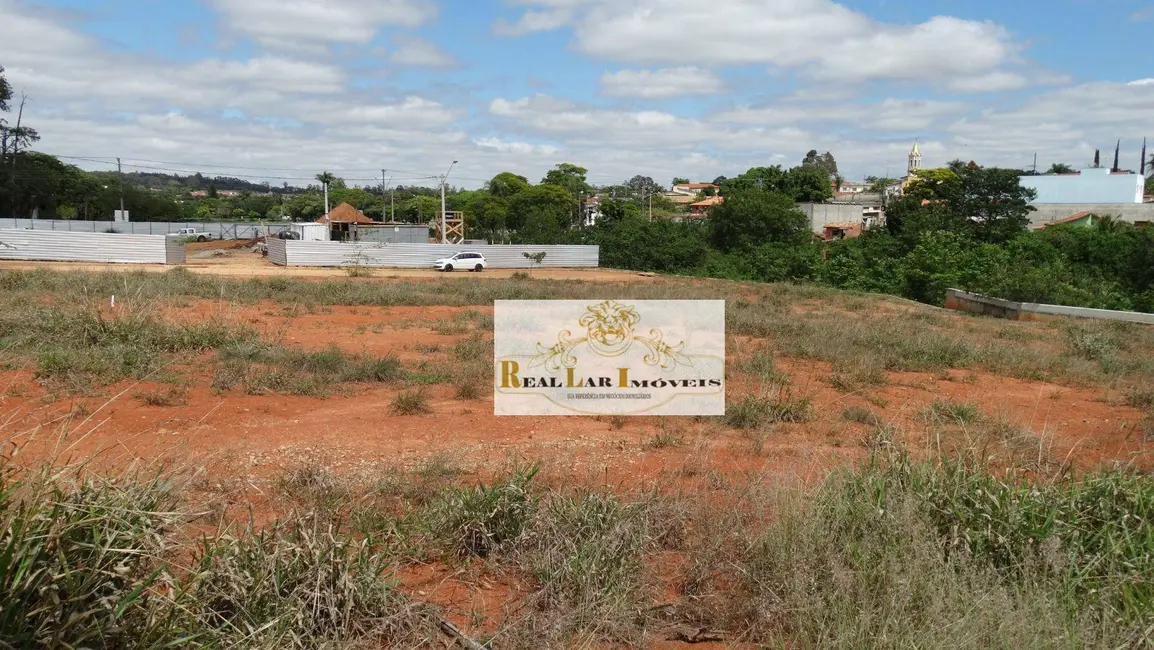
724,389,812,430
390,388,431,415
919,399,981,425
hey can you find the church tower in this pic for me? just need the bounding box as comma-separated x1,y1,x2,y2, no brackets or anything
908,140,922,175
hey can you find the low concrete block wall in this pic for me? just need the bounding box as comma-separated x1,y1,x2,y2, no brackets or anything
945,289,1154,325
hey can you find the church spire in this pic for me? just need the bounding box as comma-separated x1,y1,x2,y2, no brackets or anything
908,139,923,175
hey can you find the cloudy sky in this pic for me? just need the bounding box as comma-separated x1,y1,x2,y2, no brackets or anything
0,0,1151,189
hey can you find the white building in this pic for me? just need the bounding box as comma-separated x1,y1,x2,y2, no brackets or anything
1019,168,1144,204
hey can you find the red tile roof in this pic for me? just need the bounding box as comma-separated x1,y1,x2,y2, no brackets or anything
317,202,376,224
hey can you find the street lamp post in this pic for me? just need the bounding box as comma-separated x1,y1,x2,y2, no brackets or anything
440,160,458,244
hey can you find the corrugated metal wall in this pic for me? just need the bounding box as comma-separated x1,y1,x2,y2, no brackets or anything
273,242,599,268
266,238,288,266
165,238,186,265
0,218,296,239
351,224,430,244
0,229,173,264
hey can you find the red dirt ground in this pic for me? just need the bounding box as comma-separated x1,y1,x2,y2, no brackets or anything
1,292,1150,648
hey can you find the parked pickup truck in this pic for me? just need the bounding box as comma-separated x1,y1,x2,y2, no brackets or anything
168,227,213,242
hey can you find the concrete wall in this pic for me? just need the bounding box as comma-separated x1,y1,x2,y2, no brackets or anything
797,203,877,234
1028,203,1154,227
1020,168,1144,204
944,289,1154,325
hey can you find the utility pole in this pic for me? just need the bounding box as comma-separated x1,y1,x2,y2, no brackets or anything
1032,153,1037,174
440,160,458,243
380,170,393,222
648,191,653,222
117,157,125,220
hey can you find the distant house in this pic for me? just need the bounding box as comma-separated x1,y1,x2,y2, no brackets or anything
1032,211,1095,230
688,195,724,218
822,221,863,240
665,182,719,205
1019,168,1145,204
583,196,602,227
318,202,376,241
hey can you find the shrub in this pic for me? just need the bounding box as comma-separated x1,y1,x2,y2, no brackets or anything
186,516,424,646
429,464,539,557
919,399,981,425
1067,328,1117,361
842,406,883,426
390,388,431,415
0,465,182,647
724,390,812,429
453,379,481,400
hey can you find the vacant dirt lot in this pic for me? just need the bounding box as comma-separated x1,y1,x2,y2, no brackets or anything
2,267,1152,648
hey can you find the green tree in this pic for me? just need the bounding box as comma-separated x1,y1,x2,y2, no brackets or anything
954,164,1037,243
783,165,834,202
1046,163,1075,174
463,192,509,240
403,195,441,223
591,218,709,273
721,166,785,194
709,190,810,252
720,165,832,203
596,197,642,227
0,64,11,112
541,163,589,225
901,230,1007,305
509,184,577,243
864,175,898,195
801,150,838,179
626,175,662,196
487,172,530,199
672,177,690,186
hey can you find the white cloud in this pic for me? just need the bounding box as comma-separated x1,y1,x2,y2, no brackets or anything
501,0,1026,91
390,36,456,67
599,67,724,98
493,9,571,35
946,71,1028,93
473,137,560,156
204,0,437,47
713,98,966,132
2,0,1152,189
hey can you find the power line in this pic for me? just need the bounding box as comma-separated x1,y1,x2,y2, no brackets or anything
49,154,445,179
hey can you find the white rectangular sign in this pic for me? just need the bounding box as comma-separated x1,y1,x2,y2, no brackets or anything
494,300,725,416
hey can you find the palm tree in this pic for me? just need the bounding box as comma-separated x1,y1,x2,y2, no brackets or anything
315,172,336,216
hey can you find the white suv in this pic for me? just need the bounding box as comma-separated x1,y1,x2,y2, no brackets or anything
434,252,487,272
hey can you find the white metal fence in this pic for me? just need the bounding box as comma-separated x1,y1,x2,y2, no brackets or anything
0,218,296,239
266,238,288,266
270,241,600,268
0,229,179,264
